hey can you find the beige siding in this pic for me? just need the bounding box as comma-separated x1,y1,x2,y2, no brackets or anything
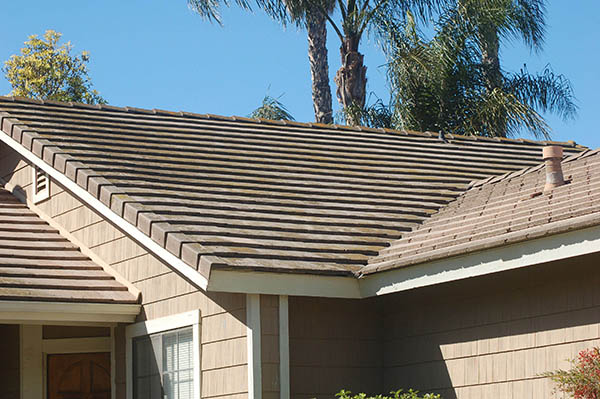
382,253,600,399
0,145,248,399
0,324,20,399
288,296,383,399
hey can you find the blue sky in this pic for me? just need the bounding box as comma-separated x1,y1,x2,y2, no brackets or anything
1,1,598,148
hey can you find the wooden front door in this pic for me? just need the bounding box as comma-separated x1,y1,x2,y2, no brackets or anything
47,353,111,399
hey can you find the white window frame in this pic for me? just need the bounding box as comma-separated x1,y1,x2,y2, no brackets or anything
126,310,201,399
32,166,50,204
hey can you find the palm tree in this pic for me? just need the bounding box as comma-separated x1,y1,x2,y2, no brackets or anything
271,0,442,126
284,0,336,124
250,94,295,120
380,2,576,138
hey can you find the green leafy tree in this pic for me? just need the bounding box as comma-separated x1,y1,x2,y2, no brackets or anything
378,1,576,138
3,30,106,104
250,94,295,120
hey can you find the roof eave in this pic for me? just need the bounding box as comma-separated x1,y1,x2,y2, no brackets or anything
0,300,141,324
358,221,600,298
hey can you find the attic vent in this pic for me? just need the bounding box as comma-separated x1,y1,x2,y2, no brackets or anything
32,166,50,203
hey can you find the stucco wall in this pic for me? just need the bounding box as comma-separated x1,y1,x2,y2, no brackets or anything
382,252,600,398
0,324,20,399
0,144,249,399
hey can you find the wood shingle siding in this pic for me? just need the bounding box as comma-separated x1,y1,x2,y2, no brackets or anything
381,253,600,399
0,97,584,278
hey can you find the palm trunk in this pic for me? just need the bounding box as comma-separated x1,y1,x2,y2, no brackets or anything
479,27,502,92
478,27,506,136
334,35,367,126
306,9,333,124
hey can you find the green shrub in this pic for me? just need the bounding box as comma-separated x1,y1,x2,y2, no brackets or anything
335,389,441,399
543,347,600,399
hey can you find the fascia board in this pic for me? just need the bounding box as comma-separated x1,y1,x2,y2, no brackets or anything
0,300,140,323
359,224,600,297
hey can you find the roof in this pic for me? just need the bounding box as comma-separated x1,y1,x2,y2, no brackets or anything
364,149,600,274
0,187,138,304
0,96,586,278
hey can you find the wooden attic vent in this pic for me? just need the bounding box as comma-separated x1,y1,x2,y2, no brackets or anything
32,166,50,203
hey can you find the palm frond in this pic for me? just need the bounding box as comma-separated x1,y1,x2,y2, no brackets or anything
250,94,295,121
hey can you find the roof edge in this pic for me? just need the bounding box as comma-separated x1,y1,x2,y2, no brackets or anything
0,96,586,149
0,300,140,324
359,216,600,297
0,113,213,291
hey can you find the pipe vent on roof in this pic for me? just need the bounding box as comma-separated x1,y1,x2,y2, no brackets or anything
543,146,565,192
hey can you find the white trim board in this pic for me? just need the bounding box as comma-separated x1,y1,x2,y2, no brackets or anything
125,310,202,399
0,130,209,291
246,294,262,399
0,301,140,324
209,270,361,298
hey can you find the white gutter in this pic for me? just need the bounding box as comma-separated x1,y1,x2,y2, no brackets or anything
0,127,209,291
0,300,140,323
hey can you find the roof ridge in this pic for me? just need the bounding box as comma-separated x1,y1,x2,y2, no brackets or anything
0,95,586,149
468,149,599,190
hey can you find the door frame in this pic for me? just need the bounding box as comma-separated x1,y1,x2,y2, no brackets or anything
20,324,116,399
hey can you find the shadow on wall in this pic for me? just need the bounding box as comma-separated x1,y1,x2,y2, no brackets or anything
381,252,600,399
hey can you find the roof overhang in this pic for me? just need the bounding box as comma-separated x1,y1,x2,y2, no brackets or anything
2,113,598,300
0,300,141,324
210,223,600,298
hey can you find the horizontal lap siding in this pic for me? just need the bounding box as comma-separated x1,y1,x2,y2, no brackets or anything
0,145,248,399
382,253,600,399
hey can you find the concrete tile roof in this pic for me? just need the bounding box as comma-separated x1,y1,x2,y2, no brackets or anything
364,149,600,274
0,96,586,277
0,187,138,303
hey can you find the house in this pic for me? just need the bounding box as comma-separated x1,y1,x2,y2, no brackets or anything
0,96,598,399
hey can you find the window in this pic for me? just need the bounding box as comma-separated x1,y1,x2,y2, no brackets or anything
133,328,194,399
126,310,201,399
32,166,50,203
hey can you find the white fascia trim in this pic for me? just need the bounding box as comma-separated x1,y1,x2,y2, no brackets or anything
360,224,600,297
246,294,262,399
208,270,361,298
0,132,209,291
0,300,140,323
